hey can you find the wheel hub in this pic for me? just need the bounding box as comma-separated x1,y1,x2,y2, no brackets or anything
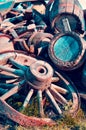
25,60,53,90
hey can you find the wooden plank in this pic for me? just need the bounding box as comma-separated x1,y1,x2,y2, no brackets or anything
66,0,74,13
58,0,66,13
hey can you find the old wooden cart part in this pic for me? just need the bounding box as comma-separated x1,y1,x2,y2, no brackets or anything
12,31,53,55
0,34,14,53
0,0,40,16
48,31,86,71
27,32,53,54
0,51,79,126
46,0,85,33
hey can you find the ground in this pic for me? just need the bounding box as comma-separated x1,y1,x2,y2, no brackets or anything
0,98,86,130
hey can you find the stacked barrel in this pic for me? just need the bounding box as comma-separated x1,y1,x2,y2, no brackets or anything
47,0,85,33
46,0,86,71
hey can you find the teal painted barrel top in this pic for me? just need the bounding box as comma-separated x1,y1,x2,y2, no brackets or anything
53,35,80,62
48,32,86,71
0,0,15,15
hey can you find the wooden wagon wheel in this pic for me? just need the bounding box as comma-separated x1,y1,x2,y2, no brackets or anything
0,51,79,126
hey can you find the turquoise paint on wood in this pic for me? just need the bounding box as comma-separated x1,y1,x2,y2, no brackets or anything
53,36,80,62
0,0,14,15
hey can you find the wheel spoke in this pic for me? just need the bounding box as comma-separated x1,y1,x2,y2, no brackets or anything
37,90,44,117
9,58,27,71
55,71,69,85
0,65,24,77
6,78,19,84
0,88,8,94
51,84,68,94
0,73,16,80
23,89,34,108
0,83,15,89
52,77,59,82
0,80,25,100
45,89,62,115
50,85,68,105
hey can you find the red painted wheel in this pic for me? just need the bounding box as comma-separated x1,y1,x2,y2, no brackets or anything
0,51,79,126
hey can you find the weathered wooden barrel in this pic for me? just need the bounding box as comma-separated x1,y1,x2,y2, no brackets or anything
48,32,86,71
46,0,85,33
0,34,14,53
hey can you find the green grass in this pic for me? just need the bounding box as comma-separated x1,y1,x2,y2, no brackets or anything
15,108,86,130
7,96,86,130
